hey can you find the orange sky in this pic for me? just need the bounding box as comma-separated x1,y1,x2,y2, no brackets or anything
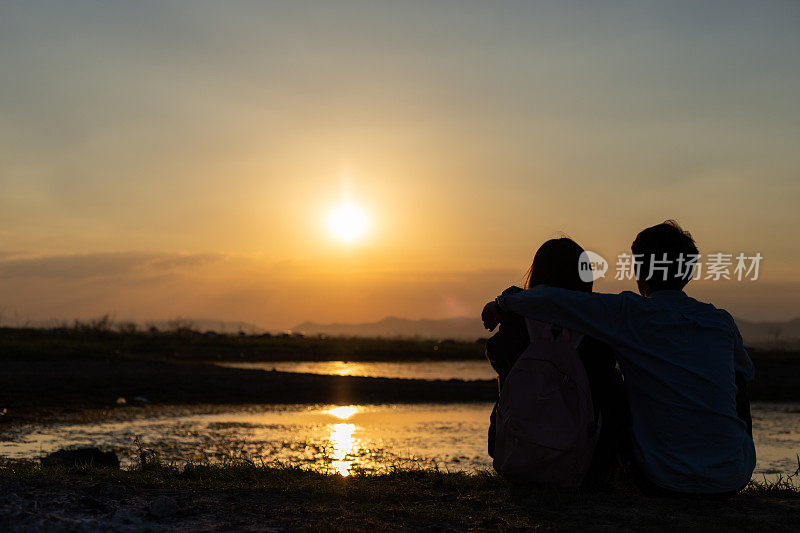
1,2,799,327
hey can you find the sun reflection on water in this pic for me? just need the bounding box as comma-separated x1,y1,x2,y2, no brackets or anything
327,405,358,419
330,361,358,376
324,406,360,475
330,423,357,476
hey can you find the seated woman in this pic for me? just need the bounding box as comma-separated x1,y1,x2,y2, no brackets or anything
485,237,626,487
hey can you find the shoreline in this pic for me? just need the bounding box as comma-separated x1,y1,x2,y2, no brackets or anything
0,360,497,428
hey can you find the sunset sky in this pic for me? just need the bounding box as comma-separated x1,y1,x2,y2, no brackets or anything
1,1,799,328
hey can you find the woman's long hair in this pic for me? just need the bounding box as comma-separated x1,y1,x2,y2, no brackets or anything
524,237,593,293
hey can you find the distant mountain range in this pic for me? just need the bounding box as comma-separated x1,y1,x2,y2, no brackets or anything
293,316,800,347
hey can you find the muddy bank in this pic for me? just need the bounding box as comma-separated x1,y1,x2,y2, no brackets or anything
2,326,798,427
0,356,496,426
1,463,798,532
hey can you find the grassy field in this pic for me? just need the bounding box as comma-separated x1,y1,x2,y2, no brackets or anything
0,326,497,425
1,326,798,415
1,458,799,532
0,325,484,362
1,325,799,426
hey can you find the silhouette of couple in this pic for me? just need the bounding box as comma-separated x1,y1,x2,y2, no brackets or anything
482,221,754,496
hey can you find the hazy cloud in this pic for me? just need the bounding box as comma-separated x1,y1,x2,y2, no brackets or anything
0,251,521,328
0,250,797,329
0,252,222,281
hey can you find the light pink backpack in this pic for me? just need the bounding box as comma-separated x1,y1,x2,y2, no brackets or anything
493,318,600,488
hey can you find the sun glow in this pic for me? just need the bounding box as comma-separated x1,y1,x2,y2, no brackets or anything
326,202,369,243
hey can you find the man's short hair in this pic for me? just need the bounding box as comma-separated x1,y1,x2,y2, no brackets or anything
631,220,699,291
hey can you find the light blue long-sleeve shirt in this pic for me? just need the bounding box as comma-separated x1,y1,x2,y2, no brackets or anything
497,286,755,494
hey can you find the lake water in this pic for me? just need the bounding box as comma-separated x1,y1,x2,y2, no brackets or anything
214,360,496,381
1,402,798,480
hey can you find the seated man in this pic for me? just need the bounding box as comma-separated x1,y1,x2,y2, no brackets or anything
482,221,755,496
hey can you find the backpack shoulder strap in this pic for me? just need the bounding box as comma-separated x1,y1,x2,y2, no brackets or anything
563,329,585,349
524,317,547,343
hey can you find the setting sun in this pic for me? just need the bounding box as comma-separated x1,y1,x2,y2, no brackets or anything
326,202,369,244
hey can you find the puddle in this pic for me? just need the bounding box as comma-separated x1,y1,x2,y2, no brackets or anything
1,402,797,479
213,360,496,381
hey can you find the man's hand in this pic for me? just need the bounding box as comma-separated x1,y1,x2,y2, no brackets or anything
482,300,502,331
